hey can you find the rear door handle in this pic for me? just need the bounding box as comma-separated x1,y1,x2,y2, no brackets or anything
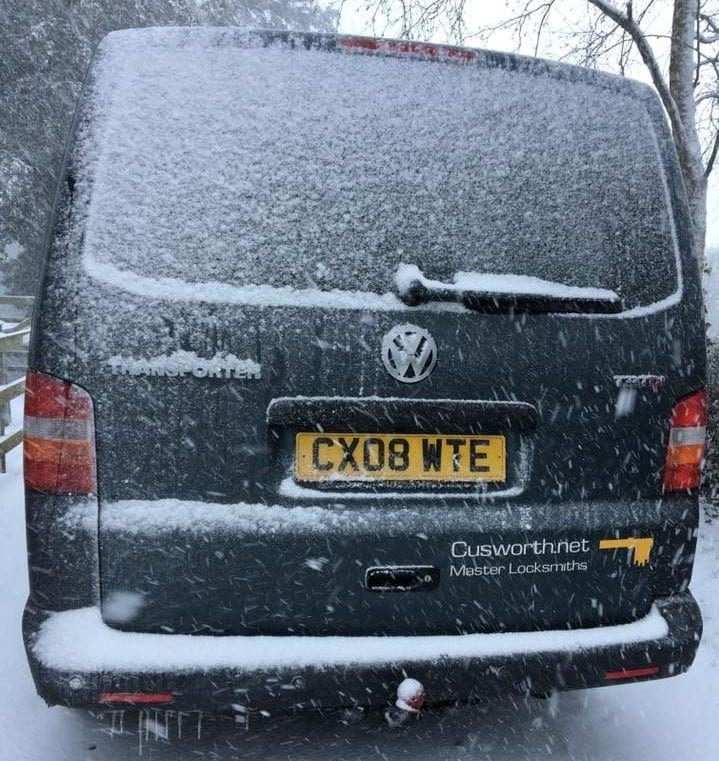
365,565,440,592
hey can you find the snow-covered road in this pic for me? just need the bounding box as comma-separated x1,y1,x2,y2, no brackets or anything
1,397,718,760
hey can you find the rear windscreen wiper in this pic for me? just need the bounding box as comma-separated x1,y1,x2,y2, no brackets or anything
394,264,623,314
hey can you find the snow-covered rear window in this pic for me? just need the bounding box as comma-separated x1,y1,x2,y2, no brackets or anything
78,29,678,310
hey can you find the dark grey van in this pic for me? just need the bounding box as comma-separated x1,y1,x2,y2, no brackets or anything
23,28,706,713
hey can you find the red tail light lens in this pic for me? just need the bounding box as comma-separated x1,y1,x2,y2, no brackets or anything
604,665,659,681
24,369,97,494
663,389,707,492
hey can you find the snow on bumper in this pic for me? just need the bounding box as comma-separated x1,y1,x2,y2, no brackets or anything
25,593,701,711
35,605,669,673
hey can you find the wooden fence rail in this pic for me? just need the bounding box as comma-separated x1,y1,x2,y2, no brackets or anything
0,296,33,472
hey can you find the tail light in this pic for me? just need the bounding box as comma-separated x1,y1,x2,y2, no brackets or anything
604,665,659,681
663,389,707,492
24,369,97,494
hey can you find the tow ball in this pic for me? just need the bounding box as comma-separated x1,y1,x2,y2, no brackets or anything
383,678,426,728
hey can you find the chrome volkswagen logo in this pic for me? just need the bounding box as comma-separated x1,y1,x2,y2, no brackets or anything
381,324,437,383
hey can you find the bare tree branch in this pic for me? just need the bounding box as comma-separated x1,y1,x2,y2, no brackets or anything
699,11,719,43
534,1,555,56
587,0,693,170
695,0,702,87
696,90,719,104
705,123,719,176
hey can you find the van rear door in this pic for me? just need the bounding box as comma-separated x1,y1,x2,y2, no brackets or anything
35,29,701,636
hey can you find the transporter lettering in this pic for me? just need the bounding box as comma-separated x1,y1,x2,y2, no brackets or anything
107,351,262,380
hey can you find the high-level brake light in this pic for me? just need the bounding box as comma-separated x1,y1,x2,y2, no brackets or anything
336,36,476,61
24,369,97,495
663,389,707,492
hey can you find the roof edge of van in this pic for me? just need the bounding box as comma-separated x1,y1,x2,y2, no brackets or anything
95,26,656,104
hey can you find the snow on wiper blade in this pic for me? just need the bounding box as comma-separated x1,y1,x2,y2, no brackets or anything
394,264,622,314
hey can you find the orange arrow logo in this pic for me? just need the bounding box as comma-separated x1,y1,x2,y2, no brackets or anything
599,537,653,566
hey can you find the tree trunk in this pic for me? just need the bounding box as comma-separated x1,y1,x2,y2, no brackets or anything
692,174,708,268
669,0,706,261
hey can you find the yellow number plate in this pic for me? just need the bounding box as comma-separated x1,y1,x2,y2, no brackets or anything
294,433,506,483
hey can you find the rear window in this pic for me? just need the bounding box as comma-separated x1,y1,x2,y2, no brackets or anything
76,29,679,310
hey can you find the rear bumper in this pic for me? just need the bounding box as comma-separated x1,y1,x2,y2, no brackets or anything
24,591,701,712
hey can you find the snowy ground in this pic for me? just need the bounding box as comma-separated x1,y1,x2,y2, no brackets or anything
1,397,718,760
